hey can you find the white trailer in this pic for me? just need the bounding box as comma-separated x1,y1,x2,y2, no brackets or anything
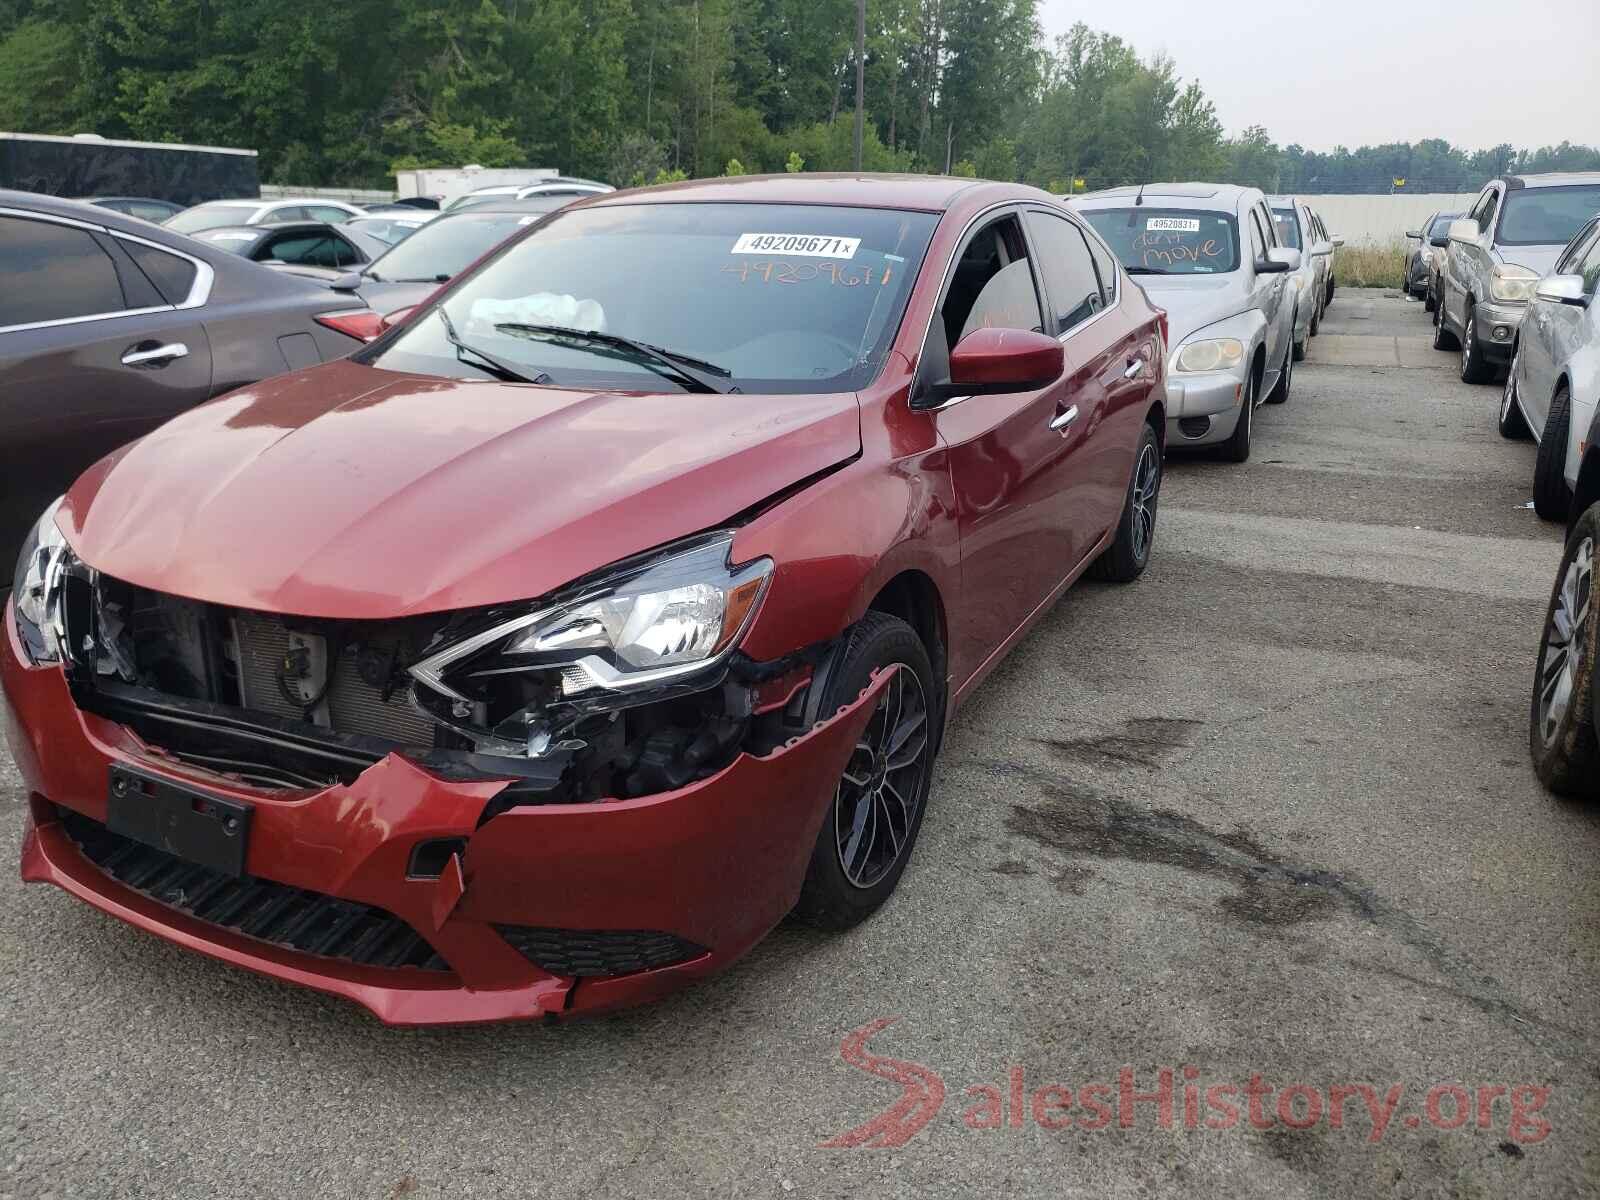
394,165,559,207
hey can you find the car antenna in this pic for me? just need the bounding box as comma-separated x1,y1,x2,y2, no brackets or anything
1135,181,1146,207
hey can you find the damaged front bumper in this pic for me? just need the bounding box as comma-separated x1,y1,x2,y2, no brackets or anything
3,603,885,1025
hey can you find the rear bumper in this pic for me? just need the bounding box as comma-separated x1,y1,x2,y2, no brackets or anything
3,602,883,1025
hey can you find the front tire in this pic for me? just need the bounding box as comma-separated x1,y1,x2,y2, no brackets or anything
1088,422,1161,583
1530,508,1600,797
1221,367,1256,463
1533,384,1574,521
1424,283,1437,313
793,613,938,930
1499,351,1531,440
1460,301,1493,383
1433,287,1460,351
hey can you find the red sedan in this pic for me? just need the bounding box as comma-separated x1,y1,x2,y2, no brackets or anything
4,175,1168,1024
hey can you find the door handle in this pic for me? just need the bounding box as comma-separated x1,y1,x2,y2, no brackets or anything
121,342,189,367
1049,404,1080,432
1123,358,1144,380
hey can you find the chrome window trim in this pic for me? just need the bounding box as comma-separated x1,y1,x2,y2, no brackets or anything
0,206,214,334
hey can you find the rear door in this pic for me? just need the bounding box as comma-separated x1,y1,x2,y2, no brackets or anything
0,210,214,558
919,209,1087,683
1024,207,1147,539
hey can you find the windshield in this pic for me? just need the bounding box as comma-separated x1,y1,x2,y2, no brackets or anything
166,203,258,233
365,212,529,281
1082,208,1240,275
366,202,938,394
1271,207,1301,250
1496,186,1600,247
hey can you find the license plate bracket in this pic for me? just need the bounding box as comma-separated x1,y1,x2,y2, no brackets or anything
106,765,253,878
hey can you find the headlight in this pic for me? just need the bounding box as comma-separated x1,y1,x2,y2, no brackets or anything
10,497,68,665
410,533,773,707
1490,265,1538,303
1173,338,1245,374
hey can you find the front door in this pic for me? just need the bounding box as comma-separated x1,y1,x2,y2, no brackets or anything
916,211,1090,688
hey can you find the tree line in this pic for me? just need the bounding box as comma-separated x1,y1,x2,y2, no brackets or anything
2,0,1595,194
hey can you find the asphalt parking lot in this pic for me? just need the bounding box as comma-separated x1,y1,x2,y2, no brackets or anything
2,288,1597,1199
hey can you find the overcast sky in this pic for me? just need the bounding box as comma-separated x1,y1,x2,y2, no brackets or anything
1037,0,1600,152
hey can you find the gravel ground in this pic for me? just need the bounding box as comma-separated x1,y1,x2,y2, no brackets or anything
1,289,1596,1199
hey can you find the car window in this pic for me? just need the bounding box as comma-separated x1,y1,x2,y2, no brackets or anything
308,205,354,225
0,215,126,328
946,217,1044,344
1247,211,1267,263
119,238,199,305
1082,207,1241,275
1553,221,1597,274
264,233,342,269
264,206,311,224
1272,207,1301,250
332,235,363,268
367,202,939,395
1579,232,1600,298
365,212,529,282
1257,205,1279,248
1497,185,1600,248
1082,226,1118,302
1023,211,1104,334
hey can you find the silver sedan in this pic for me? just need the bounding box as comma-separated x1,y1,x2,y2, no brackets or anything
1500,214,1600,520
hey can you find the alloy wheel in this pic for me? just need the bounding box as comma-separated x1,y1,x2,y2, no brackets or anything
1538,537,1594,747
1502,354,1519,423
835,665,931,889
1462,314,1475,373
1130,441,1160,561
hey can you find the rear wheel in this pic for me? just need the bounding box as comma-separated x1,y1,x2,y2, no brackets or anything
1424,280,1437,313
1309,299,1321,337
1499,350,1531,439
793,613,938,930
1088,422,1161,583
1530,508,1600,798
1460,301,1494,383
1533,384,1574,521
1221,367,1256,463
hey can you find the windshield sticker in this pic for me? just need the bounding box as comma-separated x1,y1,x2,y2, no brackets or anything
722,260,891,286
731,233,860,258
1146,217,1200,233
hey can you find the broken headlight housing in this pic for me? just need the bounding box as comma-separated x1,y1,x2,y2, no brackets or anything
11,497,69,665
408,533,773,746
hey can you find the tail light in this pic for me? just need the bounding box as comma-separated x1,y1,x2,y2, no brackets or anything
314,309,386,343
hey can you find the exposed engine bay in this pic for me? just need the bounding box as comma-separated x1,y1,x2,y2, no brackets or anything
58,560,824,806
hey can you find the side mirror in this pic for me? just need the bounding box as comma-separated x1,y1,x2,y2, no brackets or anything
1534,274,1588,306
1405,229,1422,239
1429,235,1449,248
332,271,364,292
1312,239,1333,257
1270,247,1302,272
1331,235,1345,248
1448,218,1479,243
942,328,1064,398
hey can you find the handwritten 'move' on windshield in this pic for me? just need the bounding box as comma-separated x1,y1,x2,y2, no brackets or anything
1135,230,1224,269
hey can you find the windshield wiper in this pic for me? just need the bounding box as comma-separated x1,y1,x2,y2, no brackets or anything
493,323,735,394
1124,266,1173,275
435,309,550,385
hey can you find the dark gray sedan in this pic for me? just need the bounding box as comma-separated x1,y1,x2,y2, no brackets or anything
0,191,373,561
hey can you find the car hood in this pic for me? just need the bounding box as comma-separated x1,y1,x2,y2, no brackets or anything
1133,274,1252,345
62,360,862,618
1496,244,1565,278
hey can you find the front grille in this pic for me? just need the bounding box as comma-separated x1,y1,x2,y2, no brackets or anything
62,811,449,972
496,925,706,978
231,611,437,745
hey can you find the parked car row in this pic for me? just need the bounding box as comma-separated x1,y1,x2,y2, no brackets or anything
1399,173,1600,806
5,174,1181,1025
1067,183,1341,461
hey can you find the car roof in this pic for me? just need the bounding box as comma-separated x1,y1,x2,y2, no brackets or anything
1074,183,1264,212
197,221,338,238
1502,172,1600,190
583,172,1033,213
